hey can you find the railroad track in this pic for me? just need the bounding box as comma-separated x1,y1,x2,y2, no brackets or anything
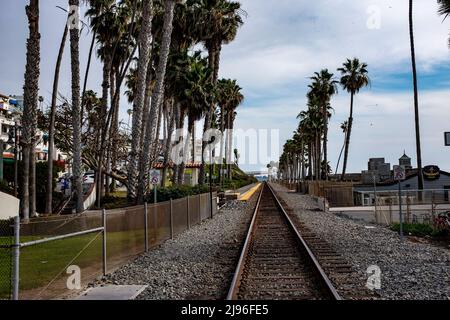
227,182,342,300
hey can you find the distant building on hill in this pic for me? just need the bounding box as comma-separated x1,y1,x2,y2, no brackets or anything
399,152,412,170
1,92,67,166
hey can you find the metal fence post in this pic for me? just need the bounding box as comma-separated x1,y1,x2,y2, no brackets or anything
398,183,403,241
187,196,190,230
170,199,174,240
210,190,213,219
102,209,107,276
198,194,201,223
144,203,149,252
12,216,20,301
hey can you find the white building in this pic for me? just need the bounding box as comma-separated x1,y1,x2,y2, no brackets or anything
1,93,67,164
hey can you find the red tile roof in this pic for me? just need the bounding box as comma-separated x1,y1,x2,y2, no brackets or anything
152,162,202,169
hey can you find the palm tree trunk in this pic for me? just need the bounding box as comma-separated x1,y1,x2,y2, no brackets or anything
137,0,175,203
140,60,154,151
174,108,185,185
105,67,116,197
224,111,230,181
128,0,154,201
218,106,224,185
174,111,185,185
22,0,40,221
96,53,111,207
110,67,121,193
335,132,347,179
323,104,328,181
227,113,234,181
151,93,164,161
308,143,312,180
409,0,424,190
301,142,305,180
191,122,196,164
315,133,320,181
45,24,68,214
200,45,221,185
80,30,96,126
181,116,195,185
162,98,176,187
29,147,36,216
341,92,354,181
69,0,83,213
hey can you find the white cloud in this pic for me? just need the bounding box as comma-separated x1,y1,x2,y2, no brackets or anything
235,89,450,173
2,0,449,175
219,0,450,172
220,0,450,95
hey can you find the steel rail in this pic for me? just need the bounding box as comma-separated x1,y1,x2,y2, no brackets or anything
226,183,264,300
227,182,342,300
266,182,342,300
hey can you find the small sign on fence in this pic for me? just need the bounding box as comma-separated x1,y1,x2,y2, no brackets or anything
445,132,450,146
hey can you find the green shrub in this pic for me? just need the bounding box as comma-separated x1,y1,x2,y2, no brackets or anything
2,161,63,212
0,179,13,196
101,196,130,209
145,185,210,203
391,223,434,237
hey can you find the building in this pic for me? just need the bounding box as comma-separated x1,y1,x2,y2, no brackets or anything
1,92,67,166
152,162,202,186
361,158,391,184
399,152,413,170
0,93,18,144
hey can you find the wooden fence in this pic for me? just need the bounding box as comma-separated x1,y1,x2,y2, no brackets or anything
299,181,354,207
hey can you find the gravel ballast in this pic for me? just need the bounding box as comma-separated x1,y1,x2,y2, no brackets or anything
91,197,257,300
270,183,450,300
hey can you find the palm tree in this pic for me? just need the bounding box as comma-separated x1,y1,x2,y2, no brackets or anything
69,0,84,213
22,0,40,221
297,100,323,180
409,0,424,190
224,81,243,180
180,52,214,184
128,0,154,201
308,69,338,180
192,0,245,185
438,0,450,46
216,78,233,183
87,0,123,203
137,0,176,204
45,20,69,215
337,58,370,181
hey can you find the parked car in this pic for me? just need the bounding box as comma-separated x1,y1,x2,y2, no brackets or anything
83,172,95,184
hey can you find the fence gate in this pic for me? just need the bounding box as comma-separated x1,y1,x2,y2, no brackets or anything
0,219,13,300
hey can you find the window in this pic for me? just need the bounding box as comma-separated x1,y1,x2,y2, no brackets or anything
444,186,450,202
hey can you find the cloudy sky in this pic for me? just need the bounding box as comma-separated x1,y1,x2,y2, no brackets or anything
1,0,450,173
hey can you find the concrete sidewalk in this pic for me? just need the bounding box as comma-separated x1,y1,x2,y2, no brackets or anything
75,285,147,300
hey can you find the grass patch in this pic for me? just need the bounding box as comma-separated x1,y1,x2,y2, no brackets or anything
0,228,163,299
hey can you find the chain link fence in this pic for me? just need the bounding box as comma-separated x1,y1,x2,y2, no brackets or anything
0,218,13,300
356,189,450,226
5,192,218,300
